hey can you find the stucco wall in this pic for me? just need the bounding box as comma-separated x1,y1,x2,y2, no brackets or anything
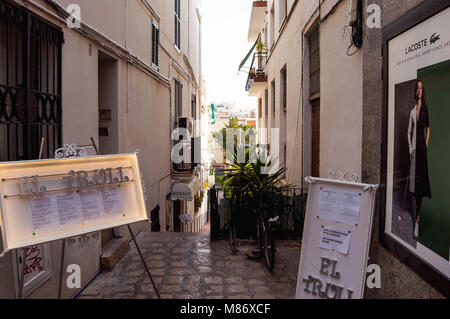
264,0,317,188
319,1,363,179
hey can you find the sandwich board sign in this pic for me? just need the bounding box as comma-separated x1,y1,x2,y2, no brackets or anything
0,153,148,256
295,177,378,299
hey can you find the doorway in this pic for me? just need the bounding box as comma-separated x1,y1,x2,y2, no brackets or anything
173,200,182,232
98,51,118,155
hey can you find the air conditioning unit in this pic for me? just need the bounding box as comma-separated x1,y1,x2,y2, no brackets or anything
178,117,194,140
173,117,198,172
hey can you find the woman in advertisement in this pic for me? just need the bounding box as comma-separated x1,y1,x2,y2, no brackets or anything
407,80,432,237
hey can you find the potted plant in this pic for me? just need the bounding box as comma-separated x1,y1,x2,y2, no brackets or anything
255,41,267,73
249,68,256,79
255,41,267,52
194,190,205,213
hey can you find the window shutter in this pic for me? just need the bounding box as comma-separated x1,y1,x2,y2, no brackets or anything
152,21,159,67
174,0,181,49
155,27,159,66
178,82,183,116
152,24,156,65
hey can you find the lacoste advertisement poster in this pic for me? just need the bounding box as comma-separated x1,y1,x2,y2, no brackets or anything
387,7,450,279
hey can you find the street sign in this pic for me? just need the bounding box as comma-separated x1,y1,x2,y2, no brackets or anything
0,153,148,256
295,177,378,299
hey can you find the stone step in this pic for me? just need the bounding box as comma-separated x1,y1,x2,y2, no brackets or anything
100,238,130,271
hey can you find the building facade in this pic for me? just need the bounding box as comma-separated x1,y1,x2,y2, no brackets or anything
245,0,448,298
0,0,203,298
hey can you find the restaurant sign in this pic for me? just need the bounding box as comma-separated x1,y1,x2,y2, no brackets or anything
0,153,148,256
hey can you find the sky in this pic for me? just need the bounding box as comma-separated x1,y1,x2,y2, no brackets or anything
202,0,257,112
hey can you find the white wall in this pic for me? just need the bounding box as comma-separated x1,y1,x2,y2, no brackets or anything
319,2,363,178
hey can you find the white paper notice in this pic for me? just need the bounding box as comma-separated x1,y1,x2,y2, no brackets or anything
102,187,123,218
319,226,351,255
55,193,82,228
339,191,362,225
318,188,362,225
318,188,339,220
29,196,58,234
79,190,104,223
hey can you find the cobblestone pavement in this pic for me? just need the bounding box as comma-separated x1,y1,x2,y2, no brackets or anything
78,231,301,299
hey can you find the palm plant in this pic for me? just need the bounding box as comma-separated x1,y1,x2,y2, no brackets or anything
223,148,290,244
224,148,290,209
255,41,267,53
255,41,267,74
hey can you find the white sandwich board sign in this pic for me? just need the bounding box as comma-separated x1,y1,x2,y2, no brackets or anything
0,153,148,256
295,177,378,299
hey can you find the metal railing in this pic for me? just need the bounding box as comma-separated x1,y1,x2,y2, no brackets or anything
245,51,268,92
180,211,209,233
209,186,307,241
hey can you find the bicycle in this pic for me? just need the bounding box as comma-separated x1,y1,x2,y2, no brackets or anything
255,208,279,271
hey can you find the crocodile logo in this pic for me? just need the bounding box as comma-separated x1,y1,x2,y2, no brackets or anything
430,33,441,44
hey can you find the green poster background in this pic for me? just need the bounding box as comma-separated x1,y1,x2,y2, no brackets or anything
417,60,450,260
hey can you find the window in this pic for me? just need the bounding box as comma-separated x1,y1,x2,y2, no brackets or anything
309,26,320,97
281,66,287,112
308,25,320,177
311,99,320,177
271,80,276,115
265,89,269,127
191,94,197,136
0,24,6,84
151,21,159,68
0,2,62,161
191,94,197,119
174,0,181,50
270,4,275,47
175,79,183,121
258,98,262,119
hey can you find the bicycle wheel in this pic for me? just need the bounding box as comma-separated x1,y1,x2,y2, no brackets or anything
264,225,275,271
256,213,264,258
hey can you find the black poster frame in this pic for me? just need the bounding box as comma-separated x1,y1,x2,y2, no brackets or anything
381,0,450,298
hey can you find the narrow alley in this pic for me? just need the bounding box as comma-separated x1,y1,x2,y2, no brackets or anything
78,231,301,299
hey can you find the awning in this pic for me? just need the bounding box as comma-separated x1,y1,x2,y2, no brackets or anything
211,104,216,125
238,35,260,73
171,177,201,201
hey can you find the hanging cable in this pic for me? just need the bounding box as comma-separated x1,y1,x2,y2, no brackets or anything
346,0,363,56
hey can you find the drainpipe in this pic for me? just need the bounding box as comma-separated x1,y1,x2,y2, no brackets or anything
125,0,130,114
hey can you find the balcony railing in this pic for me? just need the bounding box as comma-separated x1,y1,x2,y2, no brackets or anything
245,51,268,92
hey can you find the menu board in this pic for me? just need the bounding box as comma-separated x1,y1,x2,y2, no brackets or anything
0,153,148,255
296,177,378,299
